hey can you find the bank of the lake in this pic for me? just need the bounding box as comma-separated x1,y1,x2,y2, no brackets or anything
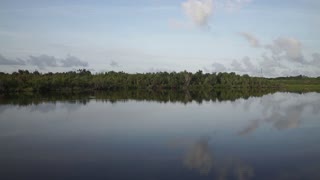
0,70,319,93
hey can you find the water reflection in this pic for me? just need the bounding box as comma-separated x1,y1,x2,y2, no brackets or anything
0,92,320,179
239,92,320,135
0,89,276,106
0,102,84,114
184,137,213,175
173,137,255,179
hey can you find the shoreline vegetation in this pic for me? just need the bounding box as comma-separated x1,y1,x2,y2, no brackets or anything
0,69,319,94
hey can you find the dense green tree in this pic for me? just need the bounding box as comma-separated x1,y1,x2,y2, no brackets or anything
4,69,319,94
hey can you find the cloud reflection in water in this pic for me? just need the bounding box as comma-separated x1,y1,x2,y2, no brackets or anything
238,93,320,135
184,137,213,175
176,137,255,179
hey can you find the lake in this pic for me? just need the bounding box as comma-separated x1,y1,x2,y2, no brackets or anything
0,92,320,180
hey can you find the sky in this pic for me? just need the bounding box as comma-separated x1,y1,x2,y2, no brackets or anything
0,0,319,77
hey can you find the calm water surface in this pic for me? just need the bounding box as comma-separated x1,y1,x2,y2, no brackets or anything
1,92,320,180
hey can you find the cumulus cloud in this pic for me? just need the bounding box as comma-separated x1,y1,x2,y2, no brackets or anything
180,0,253,27
110,60,120,67
27,55,58,69
182,0,214,27
60,55,88,67
236,32,320,76
203,62,227,73
242,56,256,71
261,37,320,76
0,54,25,65
259,54,285,77
260,53,281,68
147,67,171,73
266,37,305,63
28,55,88,69
0,54,88,69
206,53,300,77
204,57,260,76
311,53,320,65
239,32,260,48
231,60,244,72
231,59,245,72
229,57,260,76
211,62,227,72
239,33,306,64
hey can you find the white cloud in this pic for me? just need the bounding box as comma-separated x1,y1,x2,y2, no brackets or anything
211,62,227,72
242,56,256,71
110,60,120,67
27,55,58,69
203,62,228,73
0,54,25,65
239,33,306,64
0,54,88,70
266,37,305,63
311,53,320,65
148,67,171,73
259,54,286,77
60,55,88,67
231,59,245,72
182,0,214,27
235,33,320,76
180,0,254,27
239,32,260,48
229,57,260,76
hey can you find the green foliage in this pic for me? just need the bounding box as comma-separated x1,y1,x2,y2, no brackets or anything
3,69,314,94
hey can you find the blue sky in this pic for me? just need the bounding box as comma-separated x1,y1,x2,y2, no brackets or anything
0,0,319,76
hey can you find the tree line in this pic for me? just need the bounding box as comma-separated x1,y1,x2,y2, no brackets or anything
0,69,300,93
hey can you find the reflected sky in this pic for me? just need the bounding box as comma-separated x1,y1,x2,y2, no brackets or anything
238,93,320,135
181,137,254,180
0,92,320,179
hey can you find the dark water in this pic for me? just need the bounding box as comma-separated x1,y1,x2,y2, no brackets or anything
0,92,320,180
